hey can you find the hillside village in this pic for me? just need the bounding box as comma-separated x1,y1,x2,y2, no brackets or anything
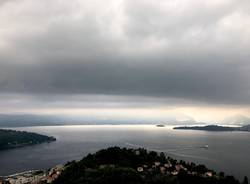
0,165,63,184
1,147,246,184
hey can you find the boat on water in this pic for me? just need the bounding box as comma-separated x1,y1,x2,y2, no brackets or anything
197,145,209,149
201,145,209,149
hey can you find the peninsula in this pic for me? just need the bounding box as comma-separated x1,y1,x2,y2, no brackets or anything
173,125,250,132
0,129,56,151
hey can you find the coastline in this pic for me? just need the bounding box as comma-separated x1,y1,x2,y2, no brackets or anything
1,125,250,180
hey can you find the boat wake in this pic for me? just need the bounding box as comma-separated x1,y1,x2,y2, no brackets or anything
124,142,214,162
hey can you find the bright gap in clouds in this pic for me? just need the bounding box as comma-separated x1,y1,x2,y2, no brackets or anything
0,94,249,123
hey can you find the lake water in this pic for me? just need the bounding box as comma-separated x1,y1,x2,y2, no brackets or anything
0,125,250,180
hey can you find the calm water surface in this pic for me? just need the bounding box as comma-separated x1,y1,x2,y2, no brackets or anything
0,125,250,180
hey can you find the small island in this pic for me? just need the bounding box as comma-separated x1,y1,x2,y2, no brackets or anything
156,124,165,127
173,124,250,132
0,129,56,151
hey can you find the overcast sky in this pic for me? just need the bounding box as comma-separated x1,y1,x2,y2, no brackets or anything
0,0,250,122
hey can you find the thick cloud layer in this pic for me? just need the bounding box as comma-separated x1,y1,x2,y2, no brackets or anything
0,0,250,108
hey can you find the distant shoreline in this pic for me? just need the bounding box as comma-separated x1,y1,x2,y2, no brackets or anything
174,125,250,132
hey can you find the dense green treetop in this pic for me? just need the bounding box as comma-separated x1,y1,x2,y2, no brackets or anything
54,147,244,184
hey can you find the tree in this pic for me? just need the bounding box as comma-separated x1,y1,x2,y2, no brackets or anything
243,176,248,184
159,152,166,162
219,172,225,178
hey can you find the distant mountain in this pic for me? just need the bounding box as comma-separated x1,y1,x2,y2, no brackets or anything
0,114,66,127
239,124,250,131
0,113,197,127
0,110,201,128
222,115,250,126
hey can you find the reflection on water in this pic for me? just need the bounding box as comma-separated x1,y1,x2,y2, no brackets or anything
0,125,250,180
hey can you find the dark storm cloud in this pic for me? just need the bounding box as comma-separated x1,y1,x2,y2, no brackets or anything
0,0,250,106
1,58,249,105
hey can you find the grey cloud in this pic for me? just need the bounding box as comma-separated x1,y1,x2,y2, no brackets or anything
0,0,250,107
0,58,249,105
0,0,14,7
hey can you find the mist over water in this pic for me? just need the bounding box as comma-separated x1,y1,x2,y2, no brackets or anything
0,125,250,180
